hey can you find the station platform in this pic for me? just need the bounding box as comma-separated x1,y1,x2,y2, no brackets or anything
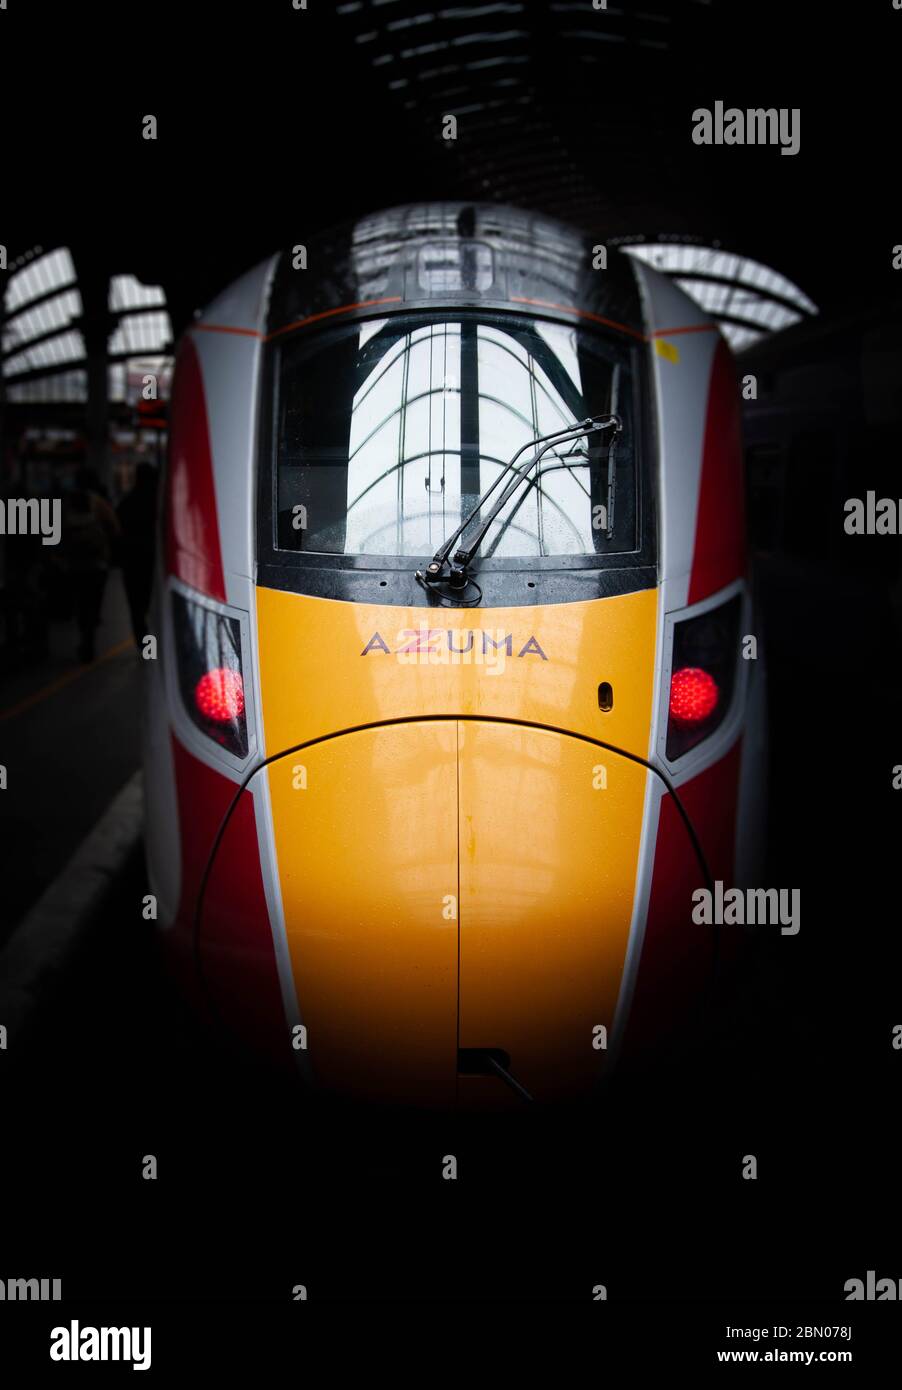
0,569,140,936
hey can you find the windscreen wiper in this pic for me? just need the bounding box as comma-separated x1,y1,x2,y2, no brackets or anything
416,414,622,605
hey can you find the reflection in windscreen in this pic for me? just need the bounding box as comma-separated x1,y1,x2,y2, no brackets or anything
275,314,634,558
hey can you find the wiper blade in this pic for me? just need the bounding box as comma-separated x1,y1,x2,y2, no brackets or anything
416,415,622,604
463,414,622,568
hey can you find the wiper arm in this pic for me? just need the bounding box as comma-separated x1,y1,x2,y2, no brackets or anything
429,419,593,567
462,414,622,568
416,415,622,604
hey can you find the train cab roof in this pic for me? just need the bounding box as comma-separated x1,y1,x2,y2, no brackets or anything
264,202,645,344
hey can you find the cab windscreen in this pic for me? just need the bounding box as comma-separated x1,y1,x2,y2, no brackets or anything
270,311,638,561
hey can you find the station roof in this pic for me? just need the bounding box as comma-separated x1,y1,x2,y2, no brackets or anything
1,0,896,383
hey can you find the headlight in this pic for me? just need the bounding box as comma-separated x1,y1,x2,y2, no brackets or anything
172,590,248,758
666,595,741,760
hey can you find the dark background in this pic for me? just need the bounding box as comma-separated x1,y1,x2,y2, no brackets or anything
2,0,899,328
1,0,901,1348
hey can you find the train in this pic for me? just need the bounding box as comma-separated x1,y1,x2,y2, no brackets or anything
142,202,766,1106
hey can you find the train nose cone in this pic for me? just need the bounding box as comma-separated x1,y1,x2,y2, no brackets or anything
456,721,646,1102
266,719,647,1105
267,721,461,1106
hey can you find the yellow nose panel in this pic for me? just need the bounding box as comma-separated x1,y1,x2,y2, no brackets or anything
255,585,658,757
265,721,459,1106
255,585,658,1106
457,723,647,1100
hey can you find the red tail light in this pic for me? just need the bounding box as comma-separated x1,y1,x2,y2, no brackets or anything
172,590,249,757
669,666,719,725
665,595,741,761
195,668,245,723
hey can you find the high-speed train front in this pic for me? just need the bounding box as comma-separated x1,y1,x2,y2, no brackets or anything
143,203,766,1106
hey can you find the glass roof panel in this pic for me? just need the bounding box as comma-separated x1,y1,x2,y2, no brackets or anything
625,242,817,314
108,310,173,356
6,248,77,312
4,288,83,345
5,329,86,377
109,274,167,312
624,242,816,347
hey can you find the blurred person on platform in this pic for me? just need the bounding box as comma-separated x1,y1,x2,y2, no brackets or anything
0,518,52,669
116,462,159,644
64,467,120,662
